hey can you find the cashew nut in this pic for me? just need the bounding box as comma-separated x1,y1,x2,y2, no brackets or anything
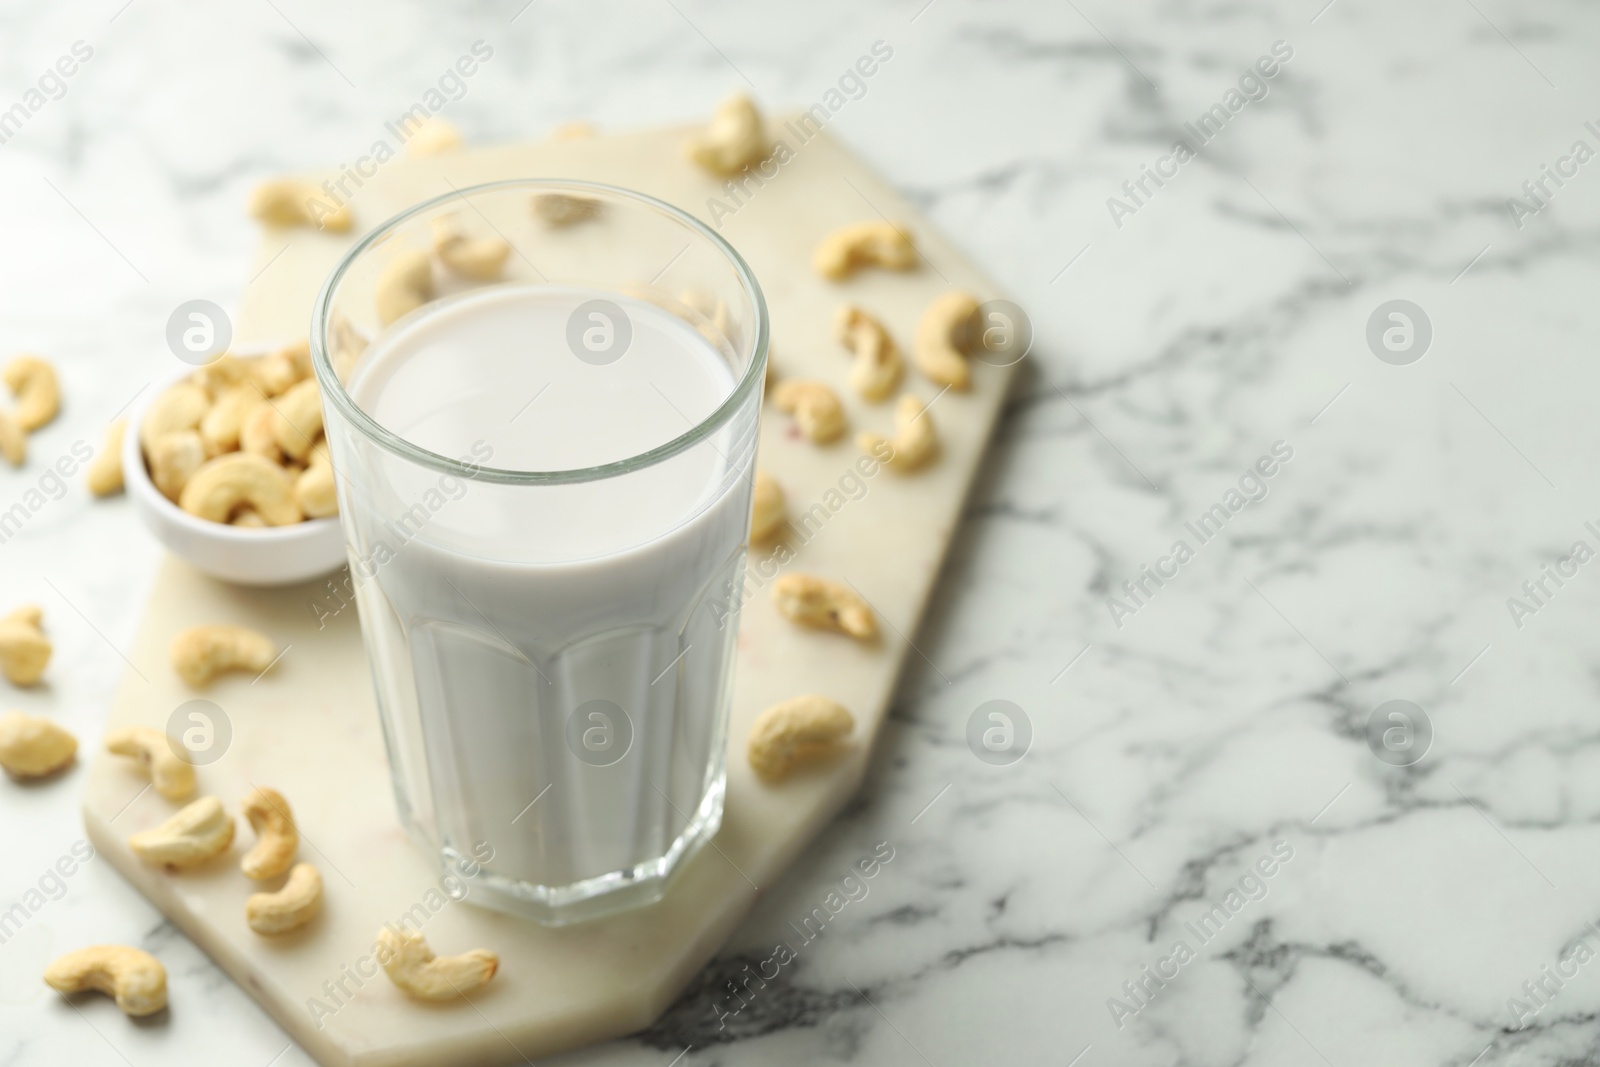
149,430,206,503
812,221,917,281
139,381,209,457
376,926,499,1000
44,946,167,1017
914,291,980,390
84,419,127,496
0,711,77,778
772,380,846,444
431,215,511,281
406,117,462,157
747,695,854,781
771,574,877,640
751,468,785,542
179,453,300,526
272,378,323,462
858,394,938,473
238,401,282,463
376,249,435,327
193,354,250,398
532,193,601,227
129,795,236,869
249,179,352,233
249,345,306,397
104,726,196,801
241,786,299,880
0,411,23,466
232,508,267,528
3,355,60,431
170,624,278,687
683,93,768,176
833,306,902,401
295,448,337,519
199,387,255,456
0,605,50,686
247,862,323,936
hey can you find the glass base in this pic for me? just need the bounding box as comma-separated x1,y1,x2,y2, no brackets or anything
441,775,725,926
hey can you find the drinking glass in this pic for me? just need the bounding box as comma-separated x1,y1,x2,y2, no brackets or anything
310,180,768,924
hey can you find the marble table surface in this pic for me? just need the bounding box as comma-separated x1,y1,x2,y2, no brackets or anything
3,1,1598,1065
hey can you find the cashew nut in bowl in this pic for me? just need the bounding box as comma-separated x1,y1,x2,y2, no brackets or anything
238,401,282,462
683,93,768,176
857,394,939,473
772,380,846,444
170,624,278,687
375,249,435,326
148,430,206,503
247,862,323,936
0,711,77,778
0,605,51,686
3,355,60,431
272,378,324,462
198,387,255,456
179,453,301,526
747,695,855,781
249,178,351,232
532,193,601,227
431,215,512,280
751,468,786,542
241,786,299,880
833,306,902,401
295,452,338,519
193,354,250,398
376,925,498,1000
128,795,235,869
771,574,877,640
104,726,196,802
44,946,167,1017
406,117,462,157
914,291,980,390
0,411,23,467
139,381,209,456
812,221,917,281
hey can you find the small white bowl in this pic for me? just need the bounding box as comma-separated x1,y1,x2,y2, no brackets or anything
125,357,347,587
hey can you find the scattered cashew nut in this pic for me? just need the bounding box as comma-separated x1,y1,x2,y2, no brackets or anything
241,786,299,880
0,411,23,467
139,381,209,457
683,93,768,176
104,726,196,802
858,394,938,473
170,624,278,687
0,711,76,778
772,380,846,444
44,946,167,1017
149,430,206,503
812,221,917,281
431,215,511,281
751,468,786,542
406,117,462,157
247,862,323,936
914,291,980,390
249,179,352,233
87,420,125,496
272,378,323,462
128,795,236,869
833,306,902,401
179,453,301,526
4,355,60,431
747,695,855,781
532,193,602,227
771,574,877,640
376,925,499,1000
376,249,435,326
0,605,51,686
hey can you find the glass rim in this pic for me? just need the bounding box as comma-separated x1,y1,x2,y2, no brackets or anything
309,178,770,486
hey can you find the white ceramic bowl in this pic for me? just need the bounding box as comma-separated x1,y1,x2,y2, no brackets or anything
125,358,347,586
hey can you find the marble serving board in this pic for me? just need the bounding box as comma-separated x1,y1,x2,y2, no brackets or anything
80,121,1018,1066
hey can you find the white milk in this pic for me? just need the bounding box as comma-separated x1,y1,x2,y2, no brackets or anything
339,285,752,905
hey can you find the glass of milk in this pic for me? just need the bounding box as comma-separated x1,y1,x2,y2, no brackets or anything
310,180,768,924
